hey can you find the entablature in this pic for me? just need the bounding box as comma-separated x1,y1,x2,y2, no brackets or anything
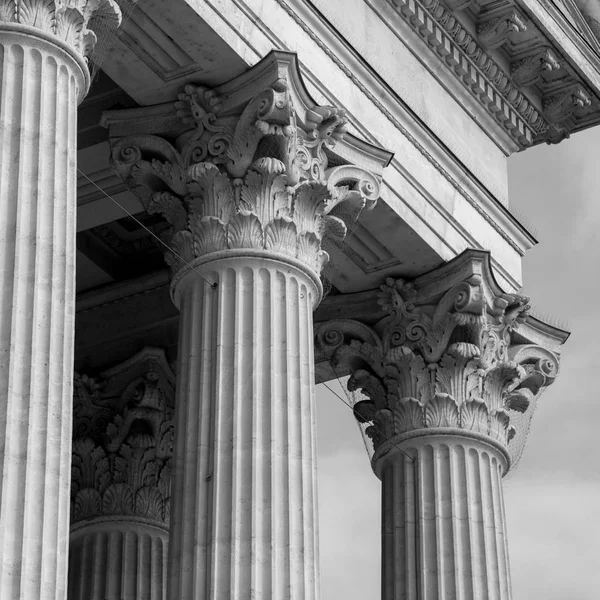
376,0,600,146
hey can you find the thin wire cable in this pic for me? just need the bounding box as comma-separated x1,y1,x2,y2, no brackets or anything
77,169,217,288
81,169,414,462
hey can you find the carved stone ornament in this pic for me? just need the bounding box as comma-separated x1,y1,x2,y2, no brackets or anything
441,0,473,11
477,9,528,50
316,251,563,459
511,48,561,87
0,0,122,58
108,52,385,278
71,348,175,528
543,84,593,124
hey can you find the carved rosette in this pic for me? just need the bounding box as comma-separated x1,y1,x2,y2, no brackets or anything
71,349,175,529
316,261,561,459
0,0,122,58
110,77,381,279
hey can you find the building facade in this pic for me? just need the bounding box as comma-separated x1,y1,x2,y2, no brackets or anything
1,0,598,598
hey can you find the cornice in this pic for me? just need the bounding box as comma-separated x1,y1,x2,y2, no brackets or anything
521,0,600,80
382,0,547,148
378,0,600,146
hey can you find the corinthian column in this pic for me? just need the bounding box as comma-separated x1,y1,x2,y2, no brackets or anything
0,3,120,599
68,348,174,600
316,251,565,600
107,52,389,600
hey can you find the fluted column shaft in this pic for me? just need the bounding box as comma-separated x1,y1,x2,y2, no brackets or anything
69,520,169,600
0,27,88,600
377,434,511,600
168,254,320,600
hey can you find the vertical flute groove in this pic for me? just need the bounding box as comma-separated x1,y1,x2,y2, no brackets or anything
167,258,320,600
380,436,511,600
0,32,85,600
69,525,168,600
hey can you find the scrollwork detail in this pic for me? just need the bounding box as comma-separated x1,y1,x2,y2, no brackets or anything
315,265,561,452
110,76,383,278
71,349,175,528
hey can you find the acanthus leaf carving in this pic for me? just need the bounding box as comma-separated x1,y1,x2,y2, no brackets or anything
71,349,175,528
425,393,460,428
264,216,298,256
477,10,527,50
543,85,593,125
393,397,424,436
110,68,384,281
315,259,562,454
511,48,561,87
18,0,55,29
0,0,122,58
190,215,227,256
460,398,490,434
227,211,264,250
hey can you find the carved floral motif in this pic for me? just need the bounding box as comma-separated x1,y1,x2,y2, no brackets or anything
316,270,560,451
477,10,527,50
111,77,381,276
511,48,561,87
0,0,122,58
71,350,174,527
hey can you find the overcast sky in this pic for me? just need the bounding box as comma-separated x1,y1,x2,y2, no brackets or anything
316,126,600,599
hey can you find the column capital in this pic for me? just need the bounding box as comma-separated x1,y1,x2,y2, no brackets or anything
316,250,566,466
71,348,175,531
0,0,121,60
107,51,390,284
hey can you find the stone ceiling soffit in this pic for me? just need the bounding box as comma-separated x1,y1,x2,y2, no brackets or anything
76,270,171,314
99,0,249,105
516,0,600,139
101,102,185,139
